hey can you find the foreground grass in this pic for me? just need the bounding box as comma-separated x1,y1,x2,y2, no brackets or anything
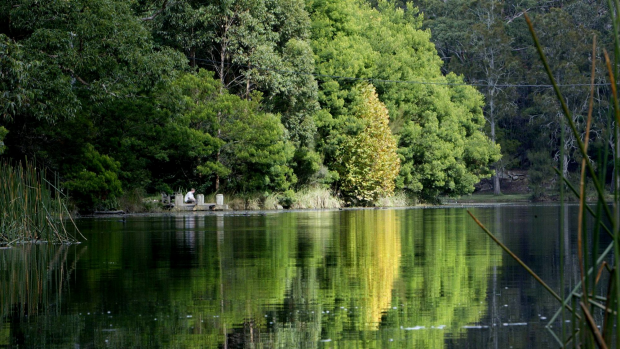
1,161,80,246
446,194,532,204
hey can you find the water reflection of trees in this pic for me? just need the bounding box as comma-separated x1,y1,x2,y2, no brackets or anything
0,244,85,346
2,210,498,348
384,208,499,348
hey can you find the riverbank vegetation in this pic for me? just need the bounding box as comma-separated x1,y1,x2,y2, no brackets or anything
0,0,501,212
1,0,618,211
0,161,79,246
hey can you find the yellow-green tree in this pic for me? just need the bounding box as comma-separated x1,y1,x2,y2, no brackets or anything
337,84,400,203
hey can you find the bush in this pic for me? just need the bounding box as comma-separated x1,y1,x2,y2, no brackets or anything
290,187,342,209
375,191,414,207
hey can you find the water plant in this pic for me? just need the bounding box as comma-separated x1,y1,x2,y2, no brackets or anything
0,161,81,246
469,6,620,348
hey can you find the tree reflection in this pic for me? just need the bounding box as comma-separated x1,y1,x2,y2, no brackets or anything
384,208,499,348
2,210,498,348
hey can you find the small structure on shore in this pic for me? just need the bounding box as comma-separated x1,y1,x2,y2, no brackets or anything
162,193,229,211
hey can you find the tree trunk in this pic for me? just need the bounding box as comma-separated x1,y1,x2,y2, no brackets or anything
489,89,501,195
215,128,221,191
493,172,501,195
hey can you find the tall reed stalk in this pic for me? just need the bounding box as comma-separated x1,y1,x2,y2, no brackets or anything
469,5,620,348
0,161,81,246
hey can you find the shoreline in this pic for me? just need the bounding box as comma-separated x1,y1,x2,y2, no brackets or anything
78,200,582,219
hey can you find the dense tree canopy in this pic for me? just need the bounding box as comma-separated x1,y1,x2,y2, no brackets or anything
9,0,600,210
409,0,614,193
308,0,500,200
163,70,297,193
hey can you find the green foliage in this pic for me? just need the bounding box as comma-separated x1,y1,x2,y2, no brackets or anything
0,161,78,245
1,0,509,208
148,0,320,148
0,127,7,155
411,0,614,185
526,150,554,200
335,84,401,203
62,144,123,210
0,0,185,210
0,34,33,120
396,74,501,201
1,0,184,123
165,70,297,193
291,147,321,187
118,188,161,213
308,0,500,202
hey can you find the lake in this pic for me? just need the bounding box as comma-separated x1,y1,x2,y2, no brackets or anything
0,205,599,348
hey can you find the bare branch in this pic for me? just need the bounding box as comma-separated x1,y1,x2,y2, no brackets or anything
141,0,174,21
59,66,89,86
506,9,529,24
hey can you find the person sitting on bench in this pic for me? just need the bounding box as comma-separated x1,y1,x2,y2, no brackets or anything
184,188,196,204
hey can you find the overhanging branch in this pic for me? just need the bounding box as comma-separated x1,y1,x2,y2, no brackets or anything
141,0,175,21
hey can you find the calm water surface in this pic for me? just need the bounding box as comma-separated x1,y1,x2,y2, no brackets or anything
0,205,595,348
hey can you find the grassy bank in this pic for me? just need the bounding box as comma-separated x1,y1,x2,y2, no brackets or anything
124,188,420,213
445,194,532,204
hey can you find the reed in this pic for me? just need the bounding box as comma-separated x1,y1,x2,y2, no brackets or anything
220,188,342,210
0,161,80,246
469,7,620,347
289,187,342,209
375,191,413,207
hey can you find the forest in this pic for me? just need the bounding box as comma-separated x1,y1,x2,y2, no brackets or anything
0,0,611,211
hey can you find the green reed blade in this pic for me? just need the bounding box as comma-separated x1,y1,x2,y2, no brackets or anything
0,161,80,246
